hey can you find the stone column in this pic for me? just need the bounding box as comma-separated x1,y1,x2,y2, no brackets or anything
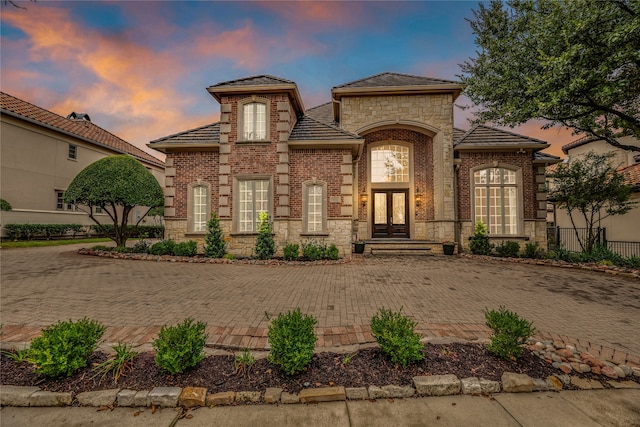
218,103,232,218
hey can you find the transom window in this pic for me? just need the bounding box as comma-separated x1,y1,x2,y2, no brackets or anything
239,179,269,232
473,168,518,235
243,102,266,141
193,186,208,232
371,144,409,183
68,144,77,160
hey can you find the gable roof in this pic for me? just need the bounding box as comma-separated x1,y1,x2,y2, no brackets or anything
206,74,304,115
148,122,221,153
455,125,550,150
1,91,164,168
453,127,467,144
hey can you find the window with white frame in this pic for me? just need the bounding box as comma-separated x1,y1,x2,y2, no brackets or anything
473,167,518,235
303,181,326,233
68,144,77,160
56,191,64,210
193,186,208,232
238,179,269,232
371,144,409,183
243,102,267,141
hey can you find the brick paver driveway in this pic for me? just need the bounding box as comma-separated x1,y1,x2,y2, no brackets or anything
1,244,639,358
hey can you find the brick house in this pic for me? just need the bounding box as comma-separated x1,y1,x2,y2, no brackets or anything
149,73,560,256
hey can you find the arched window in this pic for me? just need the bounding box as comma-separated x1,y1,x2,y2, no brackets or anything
243,102,266,141
370,144,409,183
473,167,519,235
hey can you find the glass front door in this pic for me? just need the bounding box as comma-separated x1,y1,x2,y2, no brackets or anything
372,190,409,238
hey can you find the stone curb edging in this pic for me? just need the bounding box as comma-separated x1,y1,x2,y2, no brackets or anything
2,371,639,409
77,249,352,266
460,254,640,280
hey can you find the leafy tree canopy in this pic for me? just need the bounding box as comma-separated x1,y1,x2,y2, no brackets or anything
64,155,163,247
548,151,634,253
460,0,640,150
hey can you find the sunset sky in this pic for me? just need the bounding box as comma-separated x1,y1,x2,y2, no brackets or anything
1,1,575,159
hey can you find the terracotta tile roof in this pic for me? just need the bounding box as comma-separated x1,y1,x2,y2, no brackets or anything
334,72,458,89
561,135,599,154
1,91,164,168
289,115,362,141
620,163,640,190
149,122,220,145
208,75,295,89
455,124,548,148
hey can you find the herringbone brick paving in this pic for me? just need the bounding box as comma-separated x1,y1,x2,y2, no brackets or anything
1,244,639,366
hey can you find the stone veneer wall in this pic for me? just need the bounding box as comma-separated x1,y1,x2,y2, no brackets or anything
341,94,456,242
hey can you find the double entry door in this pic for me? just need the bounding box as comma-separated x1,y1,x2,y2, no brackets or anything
372,189,409,238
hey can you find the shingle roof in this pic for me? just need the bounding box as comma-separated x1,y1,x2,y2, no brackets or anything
289,115,362,141
305,102,334,125
1,91,164,168
334,72,459,89
455,125,549,148
149,122,220,145
534,151,562,163
453,127,467,144
208,75,295,89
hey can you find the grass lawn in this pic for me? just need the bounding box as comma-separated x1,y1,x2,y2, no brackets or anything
0,238,113,249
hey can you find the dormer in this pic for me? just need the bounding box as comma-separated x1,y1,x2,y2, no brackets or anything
207,75,305,144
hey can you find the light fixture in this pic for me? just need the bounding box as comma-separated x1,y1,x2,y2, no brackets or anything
415,193,423,208
360,193,368,207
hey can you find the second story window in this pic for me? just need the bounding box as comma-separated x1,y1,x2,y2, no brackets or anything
68,144,77,160
243,102,266,141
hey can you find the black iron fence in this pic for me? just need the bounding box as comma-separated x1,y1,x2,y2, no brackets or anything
547,227,640,257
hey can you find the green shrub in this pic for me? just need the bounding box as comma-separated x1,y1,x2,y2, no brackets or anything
149,239,176,255
132,236,151,253
91,245,112,251
484,306,535,360
469,221,494,255
267,309,317,375
622,255,640,268
223,253,236,260
301,240,325,260
28,318,106,377
153,318,207,375
204,213,226,258
173,240,197,257
325,244,339,260
112,246,131,253
2,348,30,363
255,212,275,260
522,242,544,259
90,224,164,239
0,198,12,211
370,308,424,367
283,243,300,261
495,241,520,258
4,224,84,241
234,348,255,377
91,342,138,384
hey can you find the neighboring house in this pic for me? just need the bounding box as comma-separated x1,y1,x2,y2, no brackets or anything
0,91,165,235
551,135,640,245
149,72,560,256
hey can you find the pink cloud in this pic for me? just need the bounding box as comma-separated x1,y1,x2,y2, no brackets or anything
257,1,369,28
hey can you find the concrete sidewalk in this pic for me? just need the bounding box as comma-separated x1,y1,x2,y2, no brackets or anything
2,390,639,427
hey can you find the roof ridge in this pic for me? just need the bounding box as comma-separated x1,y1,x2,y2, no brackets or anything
306,102,332,111
333,71,458,89
211,74,294,87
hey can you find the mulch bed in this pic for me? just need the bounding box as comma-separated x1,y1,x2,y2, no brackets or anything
1,343,598,396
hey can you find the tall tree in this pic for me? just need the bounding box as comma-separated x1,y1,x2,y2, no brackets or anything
548,152,634,254
460,0,640,151
64,155,164,248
